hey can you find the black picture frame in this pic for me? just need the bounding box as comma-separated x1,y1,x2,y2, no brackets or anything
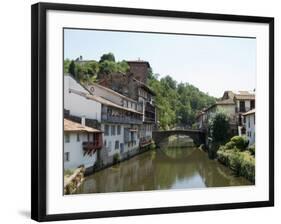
31,2,274,222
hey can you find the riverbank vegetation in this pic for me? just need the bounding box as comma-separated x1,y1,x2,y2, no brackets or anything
217,136,255,183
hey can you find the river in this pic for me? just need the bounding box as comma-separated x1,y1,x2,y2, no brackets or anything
76,137,252,194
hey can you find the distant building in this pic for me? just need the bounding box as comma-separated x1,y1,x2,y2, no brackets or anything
127,60,151,83
64,118,102,171
196,90,255,136
242,109,255,145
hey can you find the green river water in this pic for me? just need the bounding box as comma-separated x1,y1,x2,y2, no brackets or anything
76,137,252,194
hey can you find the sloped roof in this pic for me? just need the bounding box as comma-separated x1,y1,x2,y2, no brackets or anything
127,60,151,68
222,90,255,100
69,88,143,115
88,82,138,103
86,94,143,115
204,98,235,112
64,118,101,133
216,98,235,105
234,94,255,100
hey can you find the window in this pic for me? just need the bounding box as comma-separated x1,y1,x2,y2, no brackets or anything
104,125,109,136
115,140,119,150
65,133,70,143
117,125,121,135
124,100,127,107
239,101,246,112
104,140,107,147
111,125,116,135
76,133,80,142
64,152,70,162
250,100,255,109
248,119,250,128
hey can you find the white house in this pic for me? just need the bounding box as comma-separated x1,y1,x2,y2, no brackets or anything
64,118,103,171
86,83,144,159
197,90,255,136
243,109,255,145
64,75,101,121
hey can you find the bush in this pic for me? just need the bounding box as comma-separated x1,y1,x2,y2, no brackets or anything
225,141,236,149
217,149,255,183
113,153,120,164
248,144,255,156
230,136,249,151
149,141,156,150
239,153,255,182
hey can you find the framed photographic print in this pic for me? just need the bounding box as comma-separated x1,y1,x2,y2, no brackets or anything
31,2,274,222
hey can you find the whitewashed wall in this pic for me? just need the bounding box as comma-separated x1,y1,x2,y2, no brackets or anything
245,114,255,145
88,84,123,105
216,104,236,117
64,76,101,121
123,124,140,153
101,123,124,157
88,84,137,110
64,132,97,170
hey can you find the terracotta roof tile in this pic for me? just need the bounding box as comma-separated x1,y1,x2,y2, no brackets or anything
64,119,102,133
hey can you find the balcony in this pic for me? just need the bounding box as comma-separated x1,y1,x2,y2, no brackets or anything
82,141,102,152
144,116,155,123
101,114,142,124
145,102,156,114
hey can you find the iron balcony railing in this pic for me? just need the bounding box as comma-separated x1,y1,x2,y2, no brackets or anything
101,114,143,124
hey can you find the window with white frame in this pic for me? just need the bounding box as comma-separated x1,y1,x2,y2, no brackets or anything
65,133,70,143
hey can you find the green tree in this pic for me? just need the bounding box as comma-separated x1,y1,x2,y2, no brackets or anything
116,60,130,73
99,53,115,63
210,112,230,143
99,60,117,75
64,59,71,74
148,72,216,129
87,61,99,75
68,60,76,77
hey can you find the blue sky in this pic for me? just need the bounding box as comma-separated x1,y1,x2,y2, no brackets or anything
64,29,256,97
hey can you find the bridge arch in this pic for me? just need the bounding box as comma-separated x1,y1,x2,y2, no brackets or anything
152,129,207,147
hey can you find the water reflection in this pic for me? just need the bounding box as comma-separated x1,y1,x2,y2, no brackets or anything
76,144,252,194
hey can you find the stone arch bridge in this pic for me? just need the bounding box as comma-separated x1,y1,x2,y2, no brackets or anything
152,129,207,146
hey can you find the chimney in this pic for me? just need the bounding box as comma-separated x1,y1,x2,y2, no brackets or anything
81,116,86,126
